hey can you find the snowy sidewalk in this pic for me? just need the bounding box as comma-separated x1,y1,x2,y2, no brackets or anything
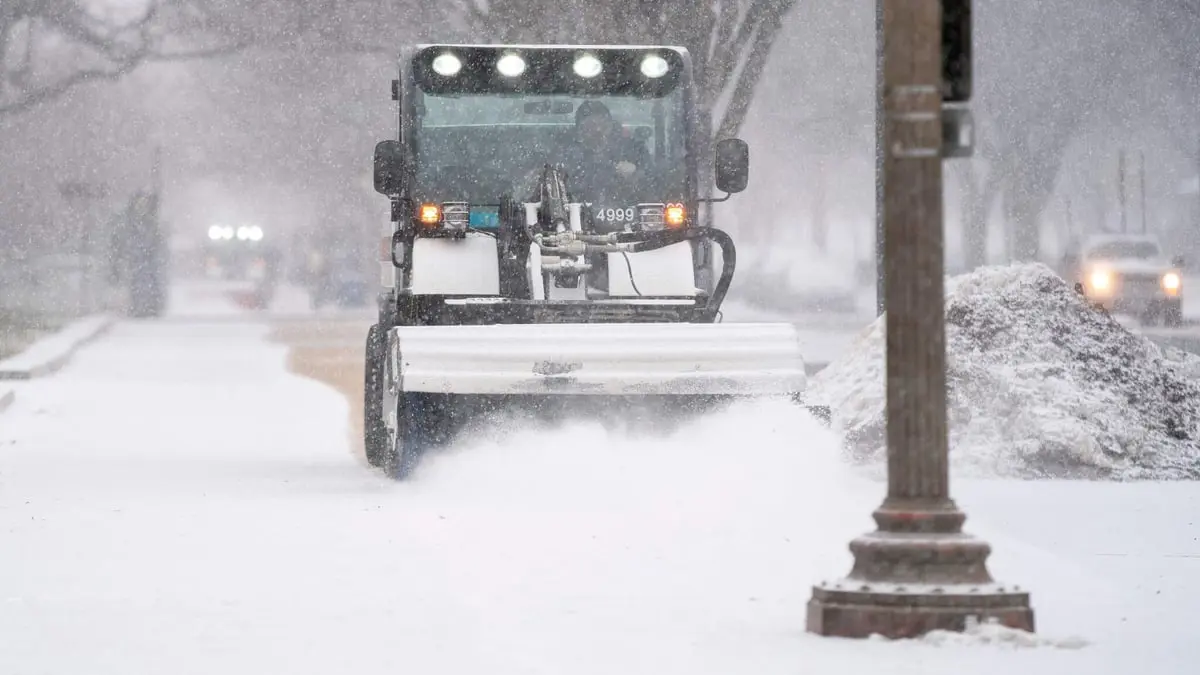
0,319,1196,674
0,314,113,380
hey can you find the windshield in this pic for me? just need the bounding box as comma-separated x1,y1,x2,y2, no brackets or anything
1085,241,1162,260
413,93,686,207
408,47,690,210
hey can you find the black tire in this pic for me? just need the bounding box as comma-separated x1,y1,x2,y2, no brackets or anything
379,339,444,480
363,324,387,468
383,392,443,480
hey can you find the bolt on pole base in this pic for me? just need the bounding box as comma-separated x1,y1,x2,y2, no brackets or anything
807,581,1034,639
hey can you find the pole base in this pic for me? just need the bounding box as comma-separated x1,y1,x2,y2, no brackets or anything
806,526,1035,638
806,582,1034,638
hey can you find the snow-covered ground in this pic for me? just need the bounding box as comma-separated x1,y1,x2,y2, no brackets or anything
1,317,1198,673
165,279,373,321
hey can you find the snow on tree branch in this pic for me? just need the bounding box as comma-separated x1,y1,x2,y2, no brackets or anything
461,0,796,140
0,0,251,116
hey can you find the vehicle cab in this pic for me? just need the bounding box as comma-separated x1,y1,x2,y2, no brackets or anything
372,44,750,328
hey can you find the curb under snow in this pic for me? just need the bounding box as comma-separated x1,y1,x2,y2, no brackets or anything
0,314,114,382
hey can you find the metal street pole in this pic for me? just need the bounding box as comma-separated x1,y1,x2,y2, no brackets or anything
874,0,886,317
807,0,1034,638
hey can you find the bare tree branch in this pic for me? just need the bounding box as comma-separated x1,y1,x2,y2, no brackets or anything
715,0,791,139
459,0,797,146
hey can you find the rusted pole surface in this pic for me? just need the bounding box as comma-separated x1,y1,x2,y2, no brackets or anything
879,0,950,521
806,0,1034,638
874,0,886,317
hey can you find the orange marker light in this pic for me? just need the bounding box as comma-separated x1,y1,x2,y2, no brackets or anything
418,203,442,225
664,203,687,228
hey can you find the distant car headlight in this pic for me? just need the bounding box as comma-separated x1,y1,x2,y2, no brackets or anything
1162,272,1181,291
1089,270,1112,291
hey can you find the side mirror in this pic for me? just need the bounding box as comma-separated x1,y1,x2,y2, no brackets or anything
1172,255,1186,269
373,140,407,195
714,138,749,194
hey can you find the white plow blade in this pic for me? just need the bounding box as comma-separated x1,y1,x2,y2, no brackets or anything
388,323,807,396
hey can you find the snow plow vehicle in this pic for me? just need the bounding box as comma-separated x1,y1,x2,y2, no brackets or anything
364,44,818,479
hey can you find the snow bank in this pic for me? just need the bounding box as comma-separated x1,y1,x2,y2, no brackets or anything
809,263,1200,480
0,314,113,380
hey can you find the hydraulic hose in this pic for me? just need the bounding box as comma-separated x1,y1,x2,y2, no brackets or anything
614,227,736,323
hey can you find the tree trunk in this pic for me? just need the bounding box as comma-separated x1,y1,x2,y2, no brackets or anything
811,156,829,252
964,163,1005,269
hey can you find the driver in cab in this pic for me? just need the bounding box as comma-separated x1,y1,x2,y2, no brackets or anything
562,100,650,202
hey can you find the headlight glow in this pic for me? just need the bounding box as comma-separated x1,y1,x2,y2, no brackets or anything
417,202,442,226
1163,272,1181,291
1089,270,1112,291
664,203,687,228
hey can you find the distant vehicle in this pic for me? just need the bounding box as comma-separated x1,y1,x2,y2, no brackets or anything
1062,233,1184,327
202,224,266,280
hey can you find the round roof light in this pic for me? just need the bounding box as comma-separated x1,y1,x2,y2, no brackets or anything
496,53,526,77
432,52,462,77
573,53,603,78
641,54,670,78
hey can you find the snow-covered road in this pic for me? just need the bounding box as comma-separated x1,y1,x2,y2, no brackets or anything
2,319,1198,674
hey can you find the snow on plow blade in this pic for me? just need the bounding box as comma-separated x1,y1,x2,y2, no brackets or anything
387,323,808,397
